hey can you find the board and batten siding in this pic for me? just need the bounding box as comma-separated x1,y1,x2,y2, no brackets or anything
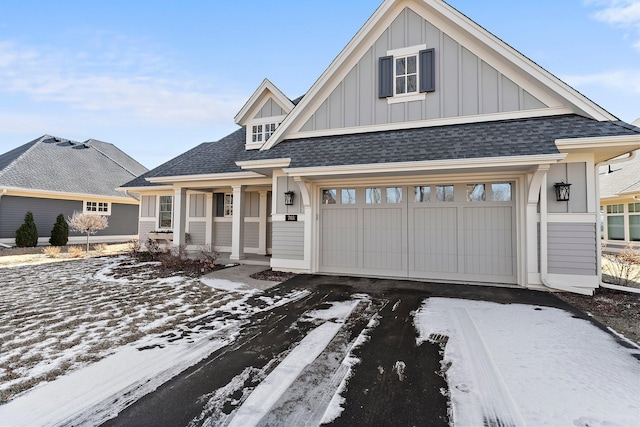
299,7,547,133
546,163,588,214
547,222,597,276
254,99,285,119
271,221,304,260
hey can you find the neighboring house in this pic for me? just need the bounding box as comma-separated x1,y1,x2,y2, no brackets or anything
600,146,640,252
0,135,148,246
122,0,640,295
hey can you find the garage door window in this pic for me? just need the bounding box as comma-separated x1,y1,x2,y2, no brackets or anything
492,183,512,201
341,189,356,204
436,185,454,202
414,186,430,202
366,188,382,204
322,189,337,204
386,187,403,203
467,184,486,202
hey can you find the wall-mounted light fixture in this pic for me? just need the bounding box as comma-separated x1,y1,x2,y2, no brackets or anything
554,181,571,202
284,191,295,206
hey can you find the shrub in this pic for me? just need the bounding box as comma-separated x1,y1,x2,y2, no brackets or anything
93,243,107,254
42,246,61,258
127,239,141,256
67,246,84,258
145,238,162,260
15,212,38,247
602,245,640,287
49,214,69,246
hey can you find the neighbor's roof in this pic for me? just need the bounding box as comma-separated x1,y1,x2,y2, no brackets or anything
600,150,640,198
0,135,148,197
123,114,640,188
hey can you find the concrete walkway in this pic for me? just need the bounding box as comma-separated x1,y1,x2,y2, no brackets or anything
202,264,282,291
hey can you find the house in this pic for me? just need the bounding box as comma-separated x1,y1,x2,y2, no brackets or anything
121,0,640,295
600,146,640,252
0,135,148,246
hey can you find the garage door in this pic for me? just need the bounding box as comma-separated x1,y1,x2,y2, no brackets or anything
319,182,516,284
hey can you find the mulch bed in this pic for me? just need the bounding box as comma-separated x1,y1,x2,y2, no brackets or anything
250,269,298,282
556,287,640,345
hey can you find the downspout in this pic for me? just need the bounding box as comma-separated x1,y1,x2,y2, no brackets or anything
596,150,640,294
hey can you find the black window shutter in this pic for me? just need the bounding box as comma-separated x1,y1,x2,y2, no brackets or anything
214,193,224,217
378,55,393,98
419,48,435,93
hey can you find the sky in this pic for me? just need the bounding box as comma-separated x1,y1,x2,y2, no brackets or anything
0,0,639,169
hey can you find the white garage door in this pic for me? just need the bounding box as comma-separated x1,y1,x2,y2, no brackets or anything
319,182,517,284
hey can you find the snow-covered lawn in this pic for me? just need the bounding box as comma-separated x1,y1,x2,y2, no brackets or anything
0,257,257,404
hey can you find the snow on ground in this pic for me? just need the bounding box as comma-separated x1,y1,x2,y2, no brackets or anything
0,257,307,426
415,298,640,427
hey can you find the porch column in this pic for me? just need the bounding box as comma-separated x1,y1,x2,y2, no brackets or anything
172,188,187,247
230,185,246,260
257,190,268,255
526,165,550,283
205,192,214,248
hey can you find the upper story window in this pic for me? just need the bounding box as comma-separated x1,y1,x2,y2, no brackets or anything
84,201,111,215
379,45,435,102
251,122,279,143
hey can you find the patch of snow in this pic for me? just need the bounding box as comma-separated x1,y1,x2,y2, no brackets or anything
391,299,401,312
414,298,640,427
393,361,406,381
200,277,250,293
227,299,360,427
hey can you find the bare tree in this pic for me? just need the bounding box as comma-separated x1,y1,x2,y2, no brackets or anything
68,211,109,252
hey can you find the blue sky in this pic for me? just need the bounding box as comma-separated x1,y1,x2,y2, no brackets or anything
0,0,638,169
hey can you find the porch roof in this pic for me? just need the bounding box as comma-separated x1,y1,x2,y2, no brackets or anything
122,114,640,187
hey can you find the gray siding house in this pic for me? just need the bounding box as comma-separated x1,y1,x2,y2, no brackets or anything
122,0,640,294
0,135,148,246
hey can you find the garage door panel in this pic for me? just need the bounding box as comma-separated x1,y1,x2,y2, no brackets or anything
463,206,515,277
363,207,405,272
410,207,458,274
321,208,359,268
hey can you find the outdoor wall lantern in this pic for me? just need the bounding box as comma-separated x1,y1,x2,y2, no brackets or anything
554,181,572,202
284,191,295,206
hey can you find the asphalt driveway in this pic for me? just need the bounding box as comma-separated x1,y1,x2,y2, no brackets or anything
100,275,639,427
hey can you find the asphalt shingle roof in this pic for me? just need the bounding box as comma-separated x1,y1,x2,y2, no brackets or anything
600,151,640,198
0,135,148,197
122,114,640,187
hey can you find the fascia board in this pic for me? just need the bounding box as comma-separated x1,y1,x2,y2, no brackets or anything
146,171,265,184
234,79,295,125
2,186,138,203
556,135,640,150
283,154,566,177
116,185,173,193
235,158,291,169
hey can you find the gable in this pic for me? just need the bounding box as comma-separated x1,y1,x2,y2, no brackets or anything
254,99,286,120
262,0,616,149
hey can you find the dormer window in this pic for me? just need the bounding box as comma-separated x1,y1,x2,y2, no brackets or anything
395,55,417,95
246,116,285,149
251,122,278,142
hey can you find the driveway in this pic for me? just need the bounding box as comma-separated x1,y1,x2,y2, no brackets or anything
100,274,639,427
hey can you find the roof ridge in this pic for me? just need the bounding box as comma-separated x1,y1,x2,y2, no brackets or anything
87,140,139,177
0,135,47,181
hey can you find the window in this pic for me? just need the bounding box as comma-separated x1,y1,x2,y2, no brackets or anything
606,204,624,241
84,201,110,215
379,47,435,99
322,189,337,204
386,187,402,203
251,122,279,143
159,196,173,229
415,186,430,202
491,183,512,202
466,184,486,202
436,185,454,202
630,203,640,241
366,188,382,204
341,189,356,204
395,55,417,95
224,194,233,217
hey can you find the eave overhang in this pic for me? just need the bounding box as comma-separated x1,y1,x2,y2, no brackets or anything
556,135,640,164
146,171,266,184
1,186,139,204
283,154,566,179
235,158,292,177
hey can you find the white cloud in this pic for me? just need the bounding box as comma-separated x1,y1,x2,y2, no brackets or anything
563,69,640,94
587,0,640,51
0,38,246,128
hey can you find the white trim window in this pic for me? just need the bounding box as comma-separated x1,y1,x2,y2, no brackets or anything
251,122,279,143
224,194,233,217
84,201,111,215
159,195,173,229
395,55,418,95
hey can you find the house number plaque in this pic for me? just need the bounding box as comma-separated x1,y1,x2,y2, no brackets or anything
285,215,298,222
